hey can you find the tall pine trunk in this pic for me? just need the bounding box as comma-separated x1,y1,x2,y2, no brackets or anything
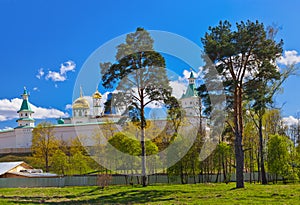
234,87,244,188
140,94,147,187
258,116,268,184
141,127,147,186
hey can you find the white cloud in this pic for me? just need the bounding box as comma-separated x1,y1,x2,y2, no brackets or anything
170,80,187,99
171,69,203,99
31,104,69,119
0,98,21,120
39,60,76,83
65,104,72,110
60,60,76,75
46,71,66,82
0,98,69,122
282,116,299,127
36,68,44,79
277,50,300,66
0,126,13,131
33,87,39,91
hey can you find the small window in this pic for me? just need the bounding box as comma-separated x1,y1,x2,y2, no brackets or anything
21,113,23,117
25,113,28,116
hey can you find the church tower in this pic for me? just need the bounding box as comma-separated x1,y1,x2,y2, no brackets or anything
16,87,35,127
180,70,200,117
72,86,90,123
92,88,102,117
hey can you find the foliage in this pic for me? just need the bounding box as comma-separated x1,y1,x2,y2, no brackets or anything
267,134,296,182
31,122,59,172
31,126,93,175
201,20,283,188
64,137,93,175
108,132,141,156
108,132,158,156
51,149,69,175
100,27,171,186
164,96,184,134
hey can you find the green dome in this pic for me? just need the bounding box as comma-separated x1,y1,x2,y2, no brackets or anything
57,118,65,124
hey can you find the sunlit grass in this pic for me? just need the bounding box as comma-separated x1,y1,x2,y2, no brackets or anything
0,183,300,204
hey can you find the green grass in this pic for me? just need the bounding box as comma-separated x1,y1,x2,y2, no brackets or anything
0,183,300,204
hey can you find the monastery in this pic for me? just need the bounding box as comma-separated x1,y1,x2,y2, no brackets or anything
0,72,200,154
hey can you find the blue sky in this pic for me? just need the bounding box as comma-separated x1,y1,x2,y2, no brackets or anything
1,0,300,129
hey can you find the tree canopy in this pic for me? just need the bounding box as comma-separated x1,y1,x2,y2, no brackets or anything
100,27,171,186
201,20,283,188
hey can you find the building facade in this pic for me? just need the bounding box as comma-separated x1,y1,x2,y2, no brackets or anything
0,71,202,153
0,87,120,153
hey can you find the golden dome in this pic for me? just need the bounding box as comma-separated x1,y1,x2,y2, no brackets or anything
72,97,90,109
93,90,102,99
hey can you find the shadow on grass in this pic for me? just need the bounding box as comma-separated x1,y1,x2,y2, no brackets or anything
9,187,176,204
1,187,100,201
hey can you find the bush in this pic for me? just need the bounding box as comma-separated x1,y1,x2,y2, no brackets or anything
97,174,112,189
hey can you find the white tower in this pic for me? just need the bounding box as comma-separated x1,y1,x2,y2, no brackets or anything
92,88,102,117
15,87,35,148
16,87,35,127
180,71,200,117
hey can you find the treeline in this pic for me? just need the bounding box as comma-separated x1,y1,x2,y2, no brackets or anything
29,109,300,185
28,20,300,189
29,122,98,175
166,109,300,184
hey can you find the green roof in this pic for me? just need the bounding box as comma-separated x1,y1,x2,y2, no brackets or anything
23,88,28,95
181,84,198,99
189,71,195,79
18,100,34,113
15,125,35,129
57,118,65,124
16,117,35,122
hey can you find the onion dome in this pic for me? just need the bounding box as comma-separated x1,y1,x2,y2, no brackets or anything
92,89,102,99
57,117,65,124
72,97,90,109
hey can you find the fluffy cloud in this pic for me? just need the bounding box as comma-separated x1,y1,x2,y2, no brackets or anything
37,60,76,82
172,69,202,99
282,116,299,127
65,104,72,110
46,71,66,82
277,50,300,66
0,98,69,122
170,80,187,99
0,127,13,131
31,104,69,119
60,61,76,75
36,68,44,79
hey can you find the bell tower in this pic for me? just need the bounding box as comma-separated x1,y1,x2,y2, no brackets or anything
92,88,102,117
16,87,35,127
